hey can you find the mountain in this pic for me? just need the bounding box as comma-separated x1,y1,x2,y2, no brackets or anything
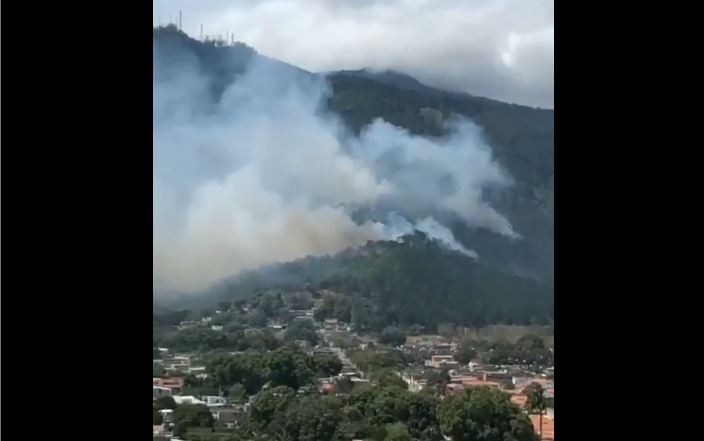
180,232,553,330
153,25,553,283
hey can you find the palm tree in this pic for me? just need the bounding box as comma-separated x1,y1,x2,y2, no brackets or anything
524,382,546,439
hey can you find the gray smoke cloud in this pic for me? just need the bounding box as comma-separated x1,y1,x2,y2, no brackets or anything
153,42,516,292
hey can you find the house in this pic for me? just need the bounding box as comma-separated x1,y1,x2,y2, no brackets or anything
173,395,205,405
400,373,428,392
446,379,501,395
202,316,213,324
320,383,335,395
188,366,206,375
294,315,315,323
163,355,191,372
178,320,200,330
350,377,371,391
202,395,227,407
159,409,174,424
153,377,184,394
211,325,224,331
530,414,554,441
324,318,340,331
153,386,172,398
213,407,247,427
425,355,459,369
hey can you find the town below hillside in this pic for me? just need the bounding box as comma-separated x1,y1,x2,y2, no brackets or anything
153,289,554,441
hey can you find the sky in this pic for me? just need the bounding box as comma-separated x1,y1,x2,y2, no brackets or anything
153,0,554,109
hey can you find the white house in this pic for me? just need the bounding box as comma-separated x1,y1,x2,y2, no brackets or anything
202,395,227,407
173,395,205,405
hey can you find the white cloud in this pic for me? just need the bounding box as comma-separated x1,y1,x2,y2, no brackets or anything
153,0,554,108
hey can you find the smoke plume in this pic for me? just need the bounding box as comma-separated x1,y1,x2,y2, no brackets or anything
153,39,516,292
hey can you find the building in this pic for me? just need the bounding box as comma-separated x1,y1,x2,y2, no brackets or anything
213,407,247,427
350,377,371,391
446,379,501,395
153,386,172,398
324,318,341,331
159,409,174,424
211,325,224,331
173,395,205,405
530,414,554,441
153,377,184,395
202,395,227,407
425,355,459,369
400,372,428,392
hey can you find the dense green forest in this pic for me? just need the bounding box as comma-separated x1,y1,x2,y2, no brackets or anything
170,233,553,330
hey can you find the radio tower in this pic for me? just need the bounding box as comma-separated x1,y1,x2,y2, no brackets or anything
179,10,182,31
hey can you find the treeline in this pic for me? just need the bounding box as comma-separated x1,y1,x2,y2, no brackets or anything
160,385,538,441
175,347,342,398
456,334,553,369
191,233,553,333
314,234,554,329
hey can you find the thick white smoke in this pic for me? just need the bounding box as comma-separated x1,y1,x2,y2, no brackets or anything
154,41,516,292
378,213,478,258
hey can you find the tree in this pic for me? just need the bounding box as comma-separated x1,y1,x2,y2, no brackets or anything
265,349,315,390
312,353,343,377
384,422,411,441
250,386,297,430
368,368,408,389
218,300,232,312
154,395,177,410
335,376,354,394
437,388,537,441
246,309,268,327
228,383,247,403
425,369,450,393
284,319,318,346
233,299,247,313
207,352,267,395
285,395,342,441
407,324,425,336
153,363,166,378
288,292,313,310
172,404,215,436
379,326,407,347
455,339,478,364
525,382,547,439
437,323,455,339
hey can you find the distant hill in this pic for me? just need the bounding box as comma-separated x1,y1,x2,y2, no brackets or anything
153,26,554,283
180,232,553,329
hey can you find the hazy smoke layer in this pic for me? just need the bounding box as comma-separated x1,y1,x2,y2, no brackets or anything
154,43,514,292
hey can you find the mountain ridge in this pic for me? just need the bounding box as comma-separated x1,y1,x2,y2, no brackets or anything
153,25,554,289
